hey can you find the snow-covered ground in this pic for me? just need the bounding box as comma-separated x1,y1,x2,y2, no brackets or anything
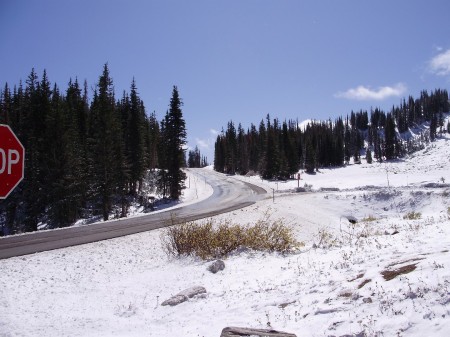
1,136,450,336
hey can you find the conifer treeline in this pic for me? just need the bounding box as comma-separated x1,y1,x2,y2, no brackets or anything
214,89,449,179
187,146,208,168
0,64,186,234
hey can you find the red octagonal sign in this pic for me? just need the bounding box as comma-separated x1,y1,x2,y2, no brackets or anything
0,125,25,199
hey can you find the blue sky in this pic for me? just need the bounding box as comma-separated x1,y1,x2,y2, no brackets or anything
1,0,450,162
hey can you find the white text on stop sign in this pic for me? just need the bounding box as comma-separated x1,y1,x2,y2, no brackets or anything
0,148,20,174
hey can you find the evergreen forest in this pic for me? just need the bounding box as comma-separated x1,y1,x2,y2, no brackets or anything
214,89,449,179
0,65,187,235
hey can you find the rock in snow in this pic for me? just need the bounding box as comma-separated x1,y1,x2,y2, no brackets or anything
178,286,207,298
161,286,207,306
161,294,188,306
208,259,225,273
220,326,297,337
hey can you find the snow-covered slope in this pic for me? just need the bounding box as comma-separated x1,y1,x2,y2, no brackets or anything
1,135,450,337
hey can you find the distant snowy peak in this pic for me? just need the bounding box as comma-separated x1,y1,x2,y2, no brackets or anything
298,119,318,130
298,118,336,130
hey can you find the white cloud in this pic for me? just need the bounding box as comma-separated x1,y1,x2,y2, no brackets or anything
196,138,210,149
210,128,219,135
335,83,407,101
429,49,450,76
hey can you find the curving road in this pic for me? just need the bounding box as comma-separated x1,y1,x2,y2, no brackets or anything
0,169,266,260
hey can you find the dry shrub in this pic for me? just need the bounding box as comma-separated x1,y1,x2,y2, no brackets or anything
403,211,422,220
161,215,301,260
361,215,378,222
162,221,213,257
243,218,296,252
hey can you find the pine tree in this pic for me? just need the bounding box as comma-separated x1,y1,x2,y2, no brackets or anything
0,83,11,124
257,119,267,173
88,64,124,220
225,121,237,174
333,117,345,166
282,120,297,178
128,78,146,193
201,156,208,167
304,132,316,174
163,86,187,200
384,113,397,160
45,83,68,226
353,131,362,164
22,68,46,231
248,123,259,172
236,123,249,174
261,115,280,179
213,132,226,173
147,111,160,170
188,146,202,168
60,79,89,224
430,112,437,141
157,114,169,197
344,120,351,164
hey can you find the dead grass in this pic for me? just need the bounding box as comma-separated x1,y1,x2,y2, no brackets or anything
403,211,422,220
161,214,302,260
361,215,378,222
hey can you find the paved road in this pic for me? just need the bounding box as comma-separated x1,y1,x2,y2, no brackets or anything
0,169,266,260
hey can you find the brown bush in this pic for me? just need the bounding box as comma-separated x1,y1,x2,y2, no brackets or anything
161,216,301,260
403,211,422,220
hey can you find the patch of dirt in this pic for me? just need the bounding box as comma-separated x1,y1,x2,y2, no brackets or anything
381,263,417,281
358,279,371,289
278,301,296,309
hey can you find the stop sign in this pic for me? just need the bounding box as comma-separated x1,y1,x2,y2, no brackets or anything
0,125,25,199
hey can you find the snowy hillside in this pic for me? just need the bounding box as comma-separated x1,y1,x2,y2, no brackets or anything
1,135,450,336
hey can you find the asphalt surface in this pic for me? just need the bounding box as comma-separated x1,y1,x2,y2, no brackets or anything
0,169,267,260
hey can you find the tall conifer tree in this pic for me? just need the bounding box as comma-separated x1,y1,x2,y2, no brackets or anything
163,86,187,200
128,78,146,193
88,64,123,220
